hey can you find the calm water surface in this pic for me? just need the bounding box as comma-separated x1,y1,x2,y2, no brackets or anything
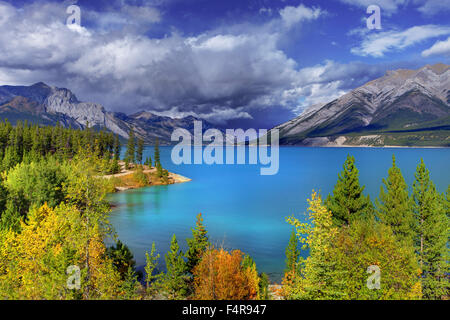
108,147,450,281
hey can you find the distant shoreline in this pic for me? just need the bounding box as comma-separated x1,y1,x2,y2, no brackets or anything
290,145,449,149
146,144,449,148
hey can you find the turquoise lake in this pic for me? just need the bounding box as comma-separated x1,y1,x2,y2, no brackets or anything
108,147,450,281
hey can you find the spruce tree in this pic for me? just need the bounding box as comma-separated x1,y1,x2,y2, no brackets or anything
110,158,120,174
412,159,448,299
154,138,164,178
376,155,414,243
154,138,161,166
136,139,144,165
445,185,450,219
144,242,162,290
125,128,135,165
185,213,209,273
285,228,300,274
106,240,136,280
156,162,164,179
144,156,152,168
163,234,188,299
113,134,121,160
325,155,373,226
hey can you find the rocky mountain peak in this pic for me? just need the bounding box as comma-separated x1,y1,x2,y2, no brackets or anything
272,63,450,146
0,82,218,144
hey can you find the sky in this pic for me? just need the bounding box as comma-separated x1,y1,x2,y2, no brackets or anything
0,0,449,129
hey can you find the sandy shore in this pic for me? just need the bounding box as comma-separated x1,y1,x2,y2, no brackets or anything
101,162,191,192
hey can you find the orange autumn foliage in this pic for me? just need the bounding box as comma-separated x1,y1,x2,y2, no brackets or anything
192,248,259,300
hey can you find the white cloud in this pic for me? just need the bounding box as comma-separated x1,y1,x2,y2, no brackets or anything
85,4,161,33
422,37,450,57
351,25,450,57
248,60,388,115
259,7,273,15
0,1,380,124
414,0,450,16
338,0,450,16
279,4,323,28
0,2,304,122
336,0,408,15
190,35,249,52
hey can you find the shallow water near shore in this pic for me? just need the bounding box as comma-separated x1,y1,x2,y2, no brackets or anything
108,146,450,282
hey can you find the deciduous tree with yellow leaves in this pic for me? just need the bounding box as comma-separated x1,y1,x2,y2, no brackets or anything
192,248,260,300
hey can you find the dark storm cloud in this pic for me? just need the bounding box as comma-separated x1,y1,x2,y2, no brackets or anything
0,1,408,127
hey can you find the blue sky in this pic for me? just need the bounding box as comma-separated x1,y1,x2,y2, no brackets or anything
0,0,449,128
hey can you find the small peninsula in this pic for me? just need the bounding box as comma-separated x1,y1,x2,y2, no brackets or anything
102,161,191,192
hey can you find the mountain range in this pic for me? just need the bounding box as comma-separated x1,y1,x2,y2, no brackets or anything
0,82,216,144
270,63,450,147
0,63,449,147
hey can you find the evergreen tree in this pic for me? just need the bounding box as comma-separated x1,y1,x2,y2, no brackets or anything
163,234,188,299
154,138,161,166
185,213,209,273
325,155,373,226
113,134,121,160
125,128,135,165
144,156,152,168
285,228,300,274
156,162,164,179
120,266,140,300
332,218,421,300
412,159,449,299
144,242,163,296
110,158,121,174
376,155,414,243
136,139,144,165
155,138,164,178
106,240,137,280
445,185,450,218
259,272,270,300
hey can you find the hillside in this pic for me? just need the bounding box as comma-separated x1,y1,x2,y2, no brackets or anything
270,63,450,147
0,82,215,144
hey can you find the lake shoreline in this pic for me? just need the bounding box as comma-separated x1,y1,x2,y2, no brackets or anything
102,161,191,193
146,144,450,148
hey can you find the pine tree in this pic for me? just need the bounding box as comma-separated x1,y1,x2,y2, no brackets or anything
285,228,300,274
144,156,152,168
163,234,188,299
110,158,121,174
326,155,373,226
125,128,135,165
412,159,448,299
332,218,421,300
154,138,161,166
376,155,414,243
445,185,450,218
113,134,121,160
185,213,209,274
144,242,162,294
106,240,136,280
156,161,164,179
259,272,270,300
136,139,144,165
